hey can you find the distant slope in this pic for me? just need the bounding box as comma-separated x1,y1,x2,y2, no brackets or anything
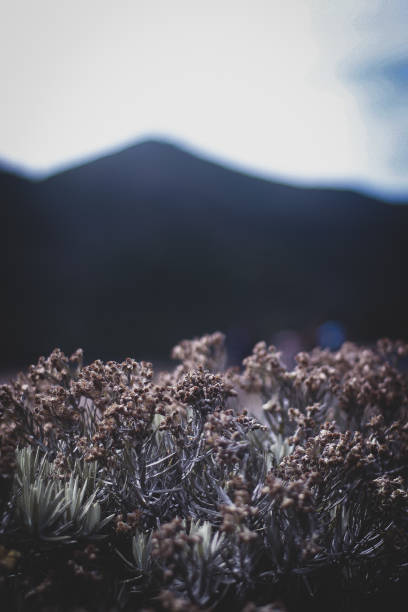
2,140,408,368
1,169,57,367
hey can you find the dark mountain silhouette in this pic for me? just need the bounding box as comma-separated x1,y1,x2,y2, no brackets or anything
2,139,408,368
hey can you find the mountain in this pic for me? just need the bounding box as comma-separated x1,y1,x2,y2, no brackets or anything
2,140,408,368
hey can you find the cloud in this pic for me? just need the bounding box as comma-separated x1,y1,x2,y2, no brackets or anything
0,0,407,199
351,55,408,177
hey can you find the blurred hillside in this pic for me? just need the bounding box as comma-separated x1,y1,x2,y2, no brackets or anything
2,140,408,369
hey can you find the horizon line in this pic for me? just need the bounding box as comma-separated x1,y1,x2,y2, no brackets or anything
1,133,407,205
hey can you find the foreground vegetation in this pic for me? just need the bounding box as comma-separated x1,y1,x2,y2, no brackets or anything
0,333,407,611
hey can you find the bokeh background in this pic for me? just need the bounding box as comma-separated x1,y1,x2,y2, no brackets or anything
1,0,408,371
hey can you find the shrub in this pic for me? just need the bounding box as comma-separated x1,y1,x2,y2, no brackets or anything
0,333,407,611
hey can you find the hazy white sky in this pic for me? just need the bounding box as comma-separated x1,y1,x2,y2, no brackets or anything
1,0,407,198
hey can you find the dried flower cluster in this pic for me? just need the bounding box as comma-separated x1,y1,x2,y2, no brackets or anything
0,332,407,611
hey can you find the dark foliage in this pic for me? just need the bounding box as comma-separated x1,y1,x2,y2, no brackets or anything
1,332,407,611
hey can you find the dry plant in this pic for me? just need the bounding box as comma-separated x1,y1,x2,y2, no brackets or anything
0,333,407,611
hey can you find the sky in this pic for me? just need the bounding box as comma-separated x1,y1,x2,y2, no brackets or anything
1,0,408,200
